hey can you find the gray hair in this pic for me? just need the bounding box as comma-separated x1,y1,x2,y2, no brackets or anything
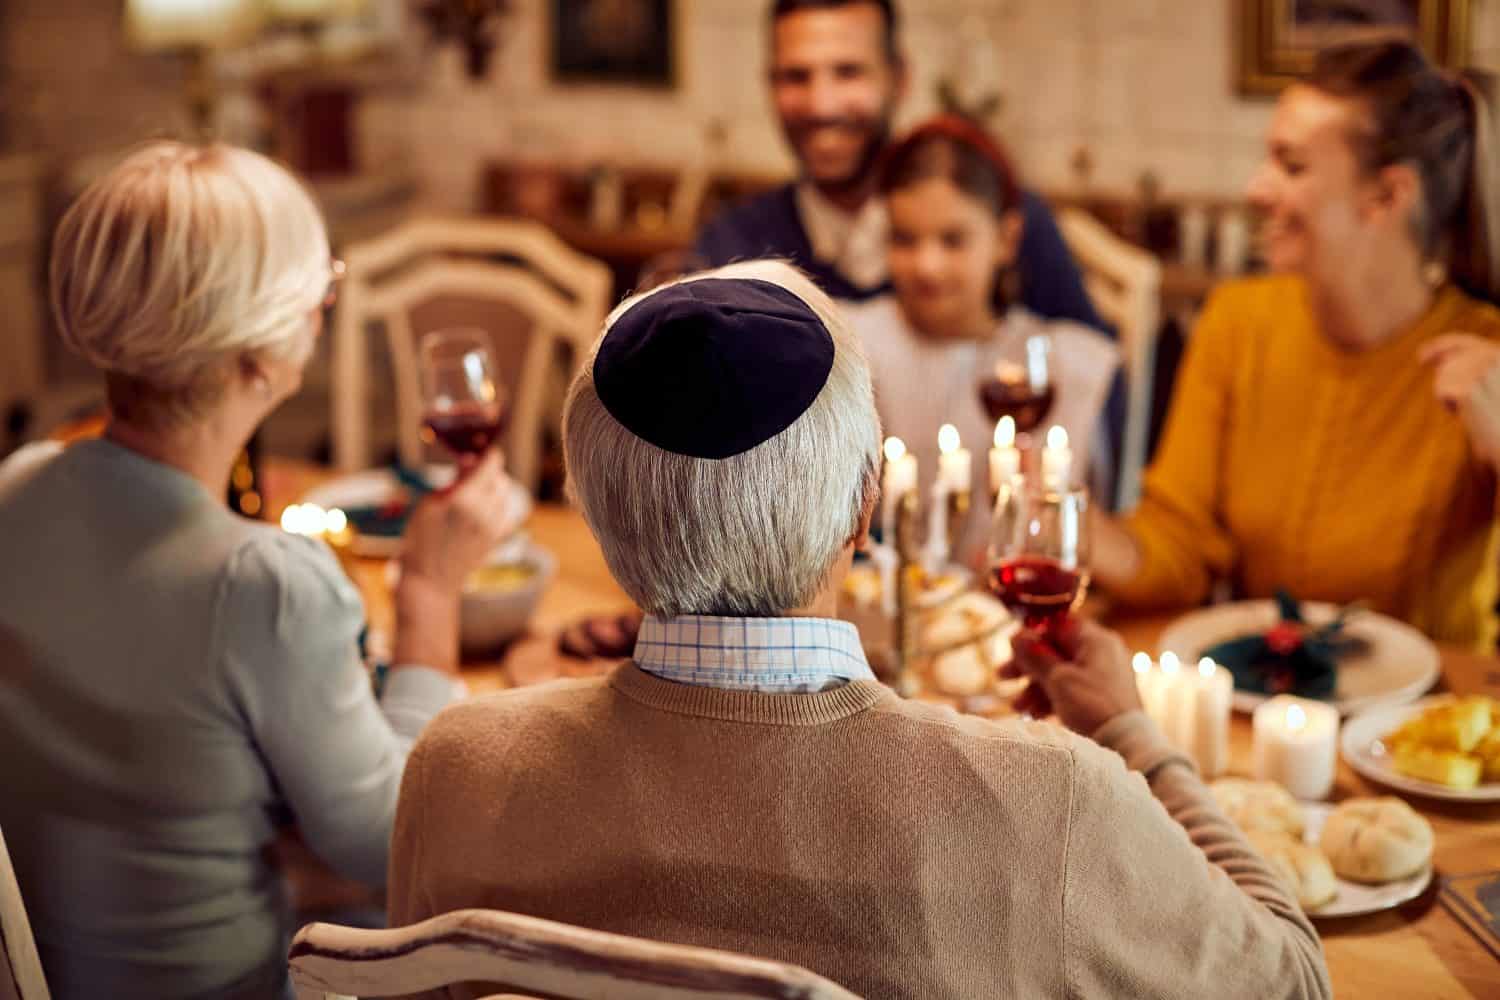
563,261,881,618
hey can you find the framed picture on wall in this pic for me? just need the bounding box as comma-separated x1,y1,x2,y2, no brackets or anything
1236,0,1471,95
550,0,677,88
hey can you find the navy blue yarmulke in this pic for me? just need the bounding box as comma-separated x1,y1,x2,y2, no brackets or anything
593,277,835,460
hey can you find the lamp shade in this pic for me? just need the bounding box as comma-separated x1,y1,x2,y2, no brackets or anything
266,0,366,21
126,0,265,50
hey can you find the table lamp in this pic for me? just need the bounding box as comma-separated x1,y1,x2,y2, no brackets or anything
126,0,265,134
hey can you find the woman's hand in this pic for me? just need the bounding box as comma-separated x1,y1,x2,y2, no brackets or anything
1420,333,1500,469
394,450,520,672
1000,618,1143,737
400,450,519,594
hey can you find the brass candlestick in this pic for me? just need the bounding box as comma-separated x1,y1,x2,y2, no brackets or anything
891,489,922,695
945,487,971,559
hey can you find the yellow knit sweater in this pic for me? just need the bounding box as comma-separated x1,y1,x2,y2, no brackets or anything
1116,276,1500,650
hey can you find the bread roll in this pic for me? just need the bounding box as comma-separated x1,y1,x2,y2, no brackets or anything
1210,779,1306,838
1247,831,1338,910
1319,797,1433,884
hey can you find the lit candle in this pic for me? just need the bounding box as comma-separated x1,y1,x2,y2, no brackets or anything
1158,651,1196,749
880,436,918,546
1189,657,1233,778
989,416,1021,496
280,502,331,537
1251,696,1339,800
937,424,971,492
924,426,967,569
1133,651,1165,722
1041,425,1073,489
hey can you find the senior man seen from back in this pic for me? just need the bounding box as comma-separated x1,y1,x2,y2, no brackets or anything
386,260,1331,1000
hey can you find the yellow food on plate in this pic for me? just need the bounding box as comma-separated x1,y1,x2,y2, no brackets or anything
1391,744,1482,790
465,562,538,592
1381,697,1497,788
1475,728,1500,783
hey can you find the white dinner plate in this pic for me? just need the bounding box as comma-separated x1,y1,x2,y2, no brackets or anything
1299,802,1434,919
1158,601,1439,715
302,467,532,558
1340,696,1500,803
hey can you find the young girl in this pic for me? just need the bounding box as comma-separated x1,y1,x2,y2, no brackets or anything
846,116,1120,561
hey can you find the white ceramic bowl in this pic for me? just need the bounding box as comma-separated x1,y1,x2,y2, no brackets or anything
459,539,557,653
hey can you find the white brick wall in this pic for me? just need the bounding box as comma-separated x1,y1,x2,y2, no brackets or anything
5,0,1499,203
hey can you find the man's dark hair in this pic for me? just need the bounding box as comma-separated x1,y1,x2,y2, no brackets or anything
771,0,900,63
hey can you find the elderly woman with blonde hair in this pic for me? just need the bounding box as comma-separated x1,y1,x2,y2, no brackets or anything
386,260,1329,1000
0,143,516,999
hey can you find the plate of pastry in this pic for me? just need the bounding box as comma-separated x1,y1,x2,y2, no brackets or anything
1341,695,1500,803
1159,600,1438,715
1211,780,1435,918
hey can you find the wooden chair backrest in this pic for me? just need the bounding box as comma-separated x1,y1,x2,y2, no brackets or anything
1057,208,1164,509
289,908,863,1000
331,217,612,491
0,827,49,1000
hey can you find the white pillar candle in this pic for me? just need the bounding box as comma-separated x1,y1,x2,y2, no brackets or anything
1189,657,1233,778
1251,696,1339,800
937,424,971,492
924,478,950,570
989,416,1021,495
1158,652,1196,750
1041,425,1073,490
1133,652,1165,721
881,437,918,545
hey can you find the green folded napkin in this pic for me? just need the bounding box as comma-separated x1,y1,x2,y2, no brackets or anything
1202,591,1362,700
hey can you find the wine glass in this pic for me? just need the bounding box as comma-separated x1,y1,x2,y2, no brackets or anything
418,328,507,466
976,333,1054,435
986,480,1091,634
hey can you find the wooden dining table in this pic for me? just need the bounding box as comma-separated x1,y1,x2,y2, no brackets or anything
265,462,1500,998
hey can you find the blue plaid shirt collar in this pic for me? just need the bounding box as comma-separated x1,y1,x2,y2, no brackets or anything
632,614,876,693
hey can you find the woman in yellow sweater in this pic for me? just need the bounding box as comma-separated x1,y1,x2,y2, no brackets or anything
1094,39,1500,650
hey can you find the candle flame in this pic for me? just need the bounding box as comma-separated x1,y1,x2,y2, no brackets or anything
1198,657,1217,678
280,503,330,537
993,415,1016,448
1160,651,1180,675
1046,425,1069,450
1286,703,1307,732
325,508,348,535
1132,652,1152,674
938,424,961,454
883,437,907,463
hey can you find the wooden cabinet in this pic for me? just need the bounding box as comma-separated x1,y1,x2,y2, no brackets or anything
0,156,44,422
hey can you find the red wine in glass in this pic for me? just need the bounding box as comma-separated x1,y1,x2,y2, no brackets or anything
977,372,1055,433
988,555,1086,630
423,402,506,459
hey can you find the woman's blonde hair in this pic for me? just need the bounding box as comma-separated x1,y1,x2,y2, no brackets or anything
50,142,330,427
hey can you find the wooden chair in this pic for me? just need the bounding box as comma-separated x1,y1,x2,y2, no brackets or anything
1056,207,1164,510
0,827,50,1000
288,908,862,1000
330,217,613,492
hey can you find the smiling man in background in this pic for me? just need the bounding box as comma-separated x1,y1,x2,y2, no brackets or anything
694,0,1102,326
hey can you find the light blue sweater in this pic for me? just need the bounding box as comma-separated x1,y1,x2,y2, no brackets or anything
0,439,454,999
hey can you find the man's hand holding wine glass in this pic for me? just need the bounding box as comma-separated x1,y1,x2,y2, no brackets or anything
1001,619,1144,737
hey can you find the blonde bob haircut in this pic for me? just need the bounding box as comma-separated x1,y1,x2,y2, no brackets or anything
563,260,882,619
49,142,330,427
